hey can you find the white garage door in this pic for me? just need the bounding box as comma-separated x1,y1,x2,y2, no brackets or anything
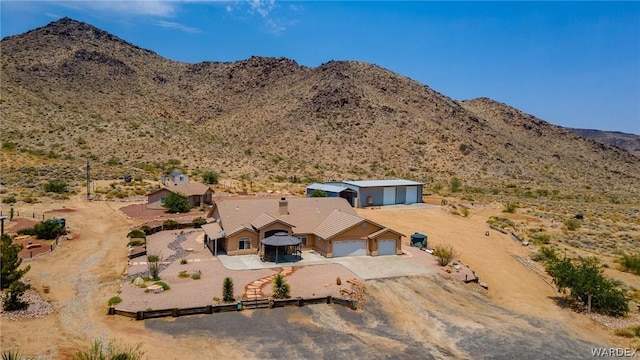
405,186,418,204
378,240,397,256
333,240,366,257
383,187,396,205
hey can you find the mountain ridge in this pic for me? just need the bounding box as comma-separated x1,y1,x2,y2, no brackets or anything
1,18,638,202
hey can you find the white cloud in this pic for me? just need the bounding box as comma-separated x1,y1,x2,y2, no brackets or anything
249,0,274,18
156,20,200,33
57,0,178,17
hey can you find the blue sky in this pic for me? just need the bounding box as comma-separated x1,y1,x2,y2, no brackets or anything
2,1,639,134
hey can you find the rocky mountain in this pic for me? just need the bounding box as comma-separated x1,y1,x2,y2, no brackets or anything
566,128,640,158
2,18,639,201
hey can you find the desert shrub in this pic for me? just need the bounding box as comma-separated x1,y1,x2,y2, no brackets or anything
139,225,153,235
432,244,456,266
1,141,17,151
192,217,206,228
461,208,470,217
71,340,144,360
162,219,179,230
450,177,462,193
531,233,551,245
614,326,640,338
153,281,170,291
486,216,515,230
504,202,518,213
108,296,122,306
272,273,291,299
191,272,201,280
564,219,581,231
2,195,16,204
178,271,189,278
530,246,558,263
336,277,342,285
126,229,146,238
180,258,188,265
618,252,640,275
147,253,160,263
43,180,68,194
1,349,34,360
126,239,144,247
223,277,234,302
546,257,628,316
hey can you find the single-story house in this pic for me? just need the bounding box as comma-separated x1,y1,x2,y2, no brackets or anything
310,179,424,208
147,182,213,210
203,197,403,258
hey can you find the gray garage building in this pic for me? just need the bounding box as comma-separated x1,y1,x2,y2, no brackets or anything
308,179,424,208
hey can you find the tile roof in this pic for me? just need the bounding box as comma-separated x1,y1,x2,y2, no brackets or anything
201,222,224,239
164,181,212,197
367,227,405,239
314,210,365,239
213,197,358,238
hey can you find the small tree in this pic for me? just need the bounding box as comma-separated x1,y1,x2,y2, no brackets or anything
222,277,234,302
162,192,191,213
1,234,31,311
35,219,63,240
432,244,456,266
1,234,30,290
450,177,462,193
202,171,219,185
564,219,581,231
272,273,290,299
310,189,328,197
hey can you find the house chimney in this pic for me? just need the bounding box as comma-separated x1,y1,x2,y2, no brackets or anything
279,197,288,215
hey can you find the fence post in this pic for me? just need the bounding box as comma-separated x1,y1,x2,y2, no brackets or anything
50,245,53,252
136,311,144,320
172,308,179,317
297,297,303,307
108,307,115,315
206,305,212,314
327,296,332,304
30,251,33,258
42,214,45,220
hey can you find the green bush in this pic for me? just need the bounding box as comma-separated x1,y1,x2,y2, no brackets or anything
192,217,206,228
43,180,68,194
450,177,462,193
126,239,145,247
619,252,640,275
108,296,122,306
18,219,62,240
72,340,144,360
191,273,201,280
223,277,234,302
153,281,170,291
272,273,291,299
202,171,219,185
126,229,146,238
162,192,191,214
546,257,628,316
2,195,16,204
564,219,581,231
503,202,518,213
531,233,551,245
310,189,328,197
139,225,153,235
530,246,558,263
163,219,179,230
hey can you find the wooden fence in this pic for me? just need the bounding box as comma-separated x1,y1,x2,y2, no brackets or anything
109,296,357,321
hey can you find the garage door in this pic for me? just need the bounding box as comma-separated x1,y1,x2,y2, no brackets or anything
378,240,397,256
383,187,396,205
405,186,418,204
333,240,366,257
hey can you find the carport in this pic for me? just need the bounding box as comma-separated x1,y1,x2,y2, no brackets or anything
260,232,302,263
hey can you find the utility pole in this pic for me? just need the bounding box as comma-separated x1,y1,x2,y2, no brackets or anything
86,160,91,200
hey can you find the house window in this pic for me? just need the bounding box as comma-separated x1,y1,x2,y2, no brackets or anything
239,238,251,250
296,236,307,246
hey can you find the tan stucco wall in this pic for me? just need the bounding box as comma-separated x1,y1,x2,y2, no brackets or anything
225,229,258,256
369,234,402,256
147,189,172,210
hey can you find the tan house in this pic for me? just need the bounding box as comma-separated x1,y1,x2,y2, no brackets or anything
202,196,403,258
147,182,213,210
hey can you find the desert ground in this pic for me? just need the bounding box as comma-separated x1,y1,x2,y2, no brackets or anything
0,193,636,359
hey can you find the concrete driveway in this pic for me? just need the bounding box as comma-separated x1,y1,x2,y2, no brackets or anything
217,251,434,280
